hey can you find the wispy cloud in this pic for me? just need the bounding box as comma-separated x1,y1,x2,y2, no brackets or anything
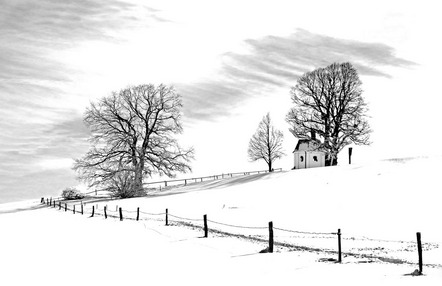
0,0,167,201
0,0,154,44
179,29,416,121
0,2,416,202
0,0,166,86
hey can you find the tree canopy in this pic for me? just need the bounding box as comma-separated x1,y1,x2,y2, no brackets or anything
286,62,371,166
248,113,285,172
74,84,194,196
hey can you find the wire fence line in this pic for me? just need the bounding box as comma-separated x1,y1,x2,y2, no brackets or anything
139,210,165,216
46,199,331,236
45,199,416,243
58,168,284,198
167,213,204,222
207,219,268,230
273,226,335,236
41,198,439,271
143,168,283,189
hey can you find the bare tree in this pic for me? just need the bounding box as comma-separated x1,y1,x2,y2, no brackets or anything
248,113,285,172
286,62,371,166
73,84,194,195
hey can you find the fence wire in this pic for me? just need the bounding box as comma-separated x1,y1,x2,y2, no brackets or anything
274,226,335,236
43,200,441,268
168,213,203,222
207,219,267,230
139,211,165,216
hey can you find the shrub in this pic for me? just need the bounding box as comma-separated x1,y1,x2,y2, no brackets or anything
107,171,146,198
61,187,85,200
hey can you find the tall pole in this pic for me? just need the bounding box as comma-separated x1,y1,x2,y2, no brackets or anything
338,228,342,263
417,232,423,274
348,147,353,165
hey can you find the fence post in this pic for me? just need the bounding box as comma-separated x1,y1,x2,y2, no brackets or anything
269,221,274,253
337,229,342,263
81,204,83,215
41,197,44,204
50,197,52,206
417,232,423,274
203,214,208,238
119,207,123,221
46,198,49,205
185,179,187,186
165,208,169,226
136,207,140,221
104,206,107,219
64,203,67,212
91,205,95,217
59,202,61,210
73,205,75,214
348,147,353,165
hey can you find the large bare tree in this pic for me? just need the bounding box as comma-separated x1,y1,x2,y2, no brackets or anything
248,113,285,172
286,62,371,166
74,84,194,195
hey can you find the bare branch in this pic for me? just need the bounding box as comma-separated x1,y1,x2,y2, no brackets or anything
248,113,285,172
286,62,371,166
73,84,194,195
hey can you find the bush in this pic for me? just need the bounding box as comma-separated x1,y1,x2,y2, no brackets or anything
107,171,146,199
108,180,146,199
61,187,85,200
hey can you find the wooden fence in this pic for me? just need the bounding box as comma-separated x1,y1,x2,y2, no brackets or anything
142,168,283,188
72,168,283,197
41,198,430,274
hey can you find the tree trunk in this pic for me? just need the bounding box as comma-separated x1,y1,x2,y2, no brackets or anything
325,152,338,166
325,152,331,166
268,160,273,172
133,165,144,196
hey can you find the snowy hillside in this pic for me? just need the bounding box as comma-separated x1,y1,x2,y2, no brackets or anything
89,156,442,242
1,156,441,285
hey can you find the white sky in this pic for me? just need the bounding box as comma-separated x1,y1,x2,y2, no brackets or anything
1,0,441,202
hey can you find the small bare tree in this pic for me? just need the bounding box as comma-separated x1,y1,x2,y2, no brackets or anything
248,113,285,172
286,62,371,166
73,84,194,196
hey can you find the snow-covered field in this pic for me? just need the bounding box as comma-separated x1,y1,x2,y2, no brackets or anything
1,156,441,285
